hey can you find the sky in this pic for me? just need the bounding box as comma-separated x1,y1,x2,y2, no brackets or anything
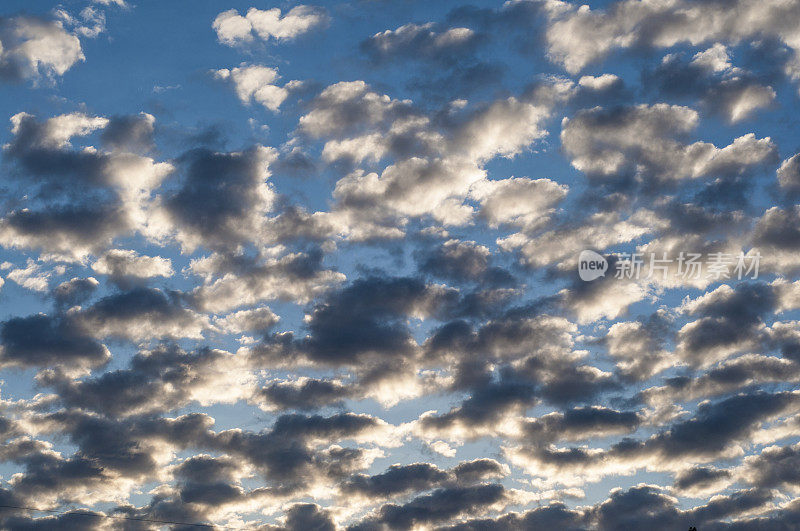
1,0,800,529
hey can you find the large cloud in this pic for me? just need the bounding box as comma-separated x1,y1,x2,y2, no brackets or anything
545,0,800,83
0,16,83,83
0,112,173,259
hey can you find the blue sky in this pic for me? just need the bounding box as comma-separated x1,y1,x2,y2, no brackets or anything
1,0,800,529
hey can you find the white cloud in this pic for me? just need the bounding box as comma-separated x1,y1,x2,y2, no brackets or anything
0,16,84,83
214,65,290,112
92,249,173,279
213,6,327,46
545,0,800,77
469,177,568,229
561,104,776,181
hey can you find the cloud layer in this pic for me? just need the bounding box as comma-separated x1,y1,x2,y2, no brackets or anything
1,0,800,528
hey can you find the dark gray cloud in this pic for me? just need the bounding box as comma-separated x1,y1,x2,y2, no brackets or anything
440,502,586,531
164,145,276,251
0,313,108,369
36,344,244,416
777,154,800,200
420,373,537,433
342,463,449,497
674,466,732,492
52,277,99,309
349,484,508,530
677,282,777,365
753,206,800,249
522,406,641,445
284,503,336,531
0,510,107,531
561,103,777,194
0,111,172,258
516,391,800,479
742,443,800,490
341,458,505,499
0,203,129,257
75,286,206,341
257,275,458,366
3,112,107,190
416,239,515,287
638,354,800,406
100,113,155,152
257,378,352,411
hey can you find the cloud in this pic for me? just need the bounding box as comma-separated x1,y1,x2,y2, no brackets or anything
741,443,800,492
521,407,641,445
0,16,83,84
0,112,173,259
6,259,57,292
296,78,569,238
214,65,295,112
561,103,777,186
213,6,327,46
640,354,800,409
507,391,800,485
0,313,109,369
4,0,800,526
604,311,674,381
37,344,255,416
349,484,510,529
92,249,173,284
778,153,800,197
256,377,351,412
55,6,108,40
751,206,800,274
264,275,457,365
469,177,567,230
53,277,99,309
189,249,345,313
100,113,155,152
673,466,732,497
676,282,777,366
213,307,279,335
160,145,277,252
642,45,776,122
75,287,208,341
545,0,800,83
416,238,516,287
362,23,478,64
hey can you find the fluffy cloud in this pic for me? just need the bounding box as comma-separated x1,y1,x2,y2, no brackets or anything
214,65,295,112
213,6,327,46
0,112,173,259
561,103,776,185
643,44,776,122
0,313,109,369
189,250,345,313
0,16,83,83
92,249,173,283
545,0,800,81
298,78,570,237
159,145,276,252
3,0,800,527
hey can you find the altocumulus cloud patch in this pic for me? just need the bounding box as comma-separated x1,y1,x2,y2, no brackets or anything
1,0,800,529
